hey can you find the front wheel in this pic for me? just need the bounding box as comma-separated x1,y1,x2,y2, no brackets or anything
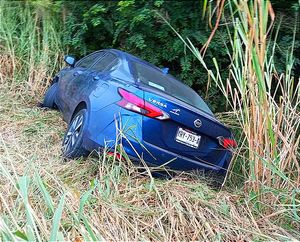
62,109,89,158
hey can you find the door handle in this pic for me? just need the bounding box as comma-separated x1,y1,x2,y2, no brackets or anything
73,70,83,76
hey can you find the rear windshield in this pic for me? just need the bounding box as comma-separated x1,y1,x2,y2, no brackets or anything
132,61,213,115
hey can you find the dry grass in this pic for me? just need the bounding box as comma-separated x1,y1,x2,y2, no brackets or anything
0,85,299,241
161,0,300,234
0,0,299,240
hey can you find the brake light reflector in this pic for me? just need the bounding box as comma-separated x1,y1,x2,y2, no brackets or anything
218,137,237,149
107,151,126,161
117,88,169,120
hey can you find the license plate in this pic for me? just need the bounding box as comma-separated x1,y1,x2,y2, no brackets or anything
175,128,201,149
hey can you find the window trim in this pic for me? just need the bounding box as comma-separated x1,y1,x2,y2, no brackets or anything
90,51,120,72
74,50,105,69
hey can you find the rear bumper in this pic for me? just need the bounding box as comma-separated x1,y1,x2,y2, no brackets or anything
84,132,232,173
122,139,231,173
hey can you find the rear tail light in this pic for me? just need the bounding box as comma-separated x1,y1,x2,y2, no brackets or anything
218,136,237,149
107,151,126,161
117,88,169,120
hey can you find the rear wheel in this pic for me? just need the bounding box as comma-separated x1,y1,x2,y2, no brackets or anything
62,109,88,158
43,83,58,109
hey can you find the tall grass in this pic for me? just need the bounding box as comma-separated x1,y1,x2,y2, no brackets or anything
0,0,299,240
0,0,64,99
2,92,294,240
166,0,300,221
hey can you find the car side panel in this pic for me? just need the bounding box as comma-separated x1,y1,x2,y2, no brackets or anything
56,67,88,121
82,82,143,152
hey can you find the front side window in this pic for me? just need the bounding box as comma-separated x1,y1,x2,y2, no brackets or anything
91,52,119,72
75,51,105,69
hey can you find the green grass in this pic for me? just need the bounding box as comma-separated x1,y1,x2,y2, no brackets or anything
159,0,300,233
0,0,299,240
1,86,299,240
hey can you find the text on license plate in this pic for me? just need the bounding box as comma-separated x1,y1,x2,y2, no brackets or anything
175,128,201,149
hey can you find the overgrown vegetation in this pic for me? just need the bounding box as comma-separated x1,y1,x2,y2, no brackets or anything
174,0,300,225
0,0,299,241
30,0,300,111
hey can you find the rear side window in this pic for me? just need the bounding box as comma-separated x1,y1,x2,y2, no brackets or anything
75,52,105,68
132,61,213,115
91,52,119,72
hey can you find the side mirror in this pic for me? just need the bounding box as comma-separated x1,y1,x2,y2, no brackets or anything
64,55,76,67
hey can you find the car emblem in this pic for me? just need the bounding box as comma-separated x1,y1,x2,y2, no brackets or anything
194,119,202,128
170,108,180,116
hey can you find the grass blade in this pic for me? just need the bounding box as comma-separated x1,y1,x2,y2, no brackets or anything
49,194,66,242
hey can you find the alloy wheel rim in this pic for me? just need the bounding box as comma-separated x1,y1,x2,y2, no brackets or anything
63,113,84,154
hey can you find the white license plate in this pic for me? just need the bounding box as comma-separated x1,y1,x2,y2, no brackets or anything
175,128,201,149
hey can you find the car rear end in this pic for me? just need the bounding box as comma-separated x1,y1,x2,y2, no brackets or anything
114,59,236,173
140,88,235,172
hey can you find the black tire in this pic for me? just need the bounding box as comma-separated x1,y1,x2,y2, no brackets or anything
62,109,89,159
43,83,58,109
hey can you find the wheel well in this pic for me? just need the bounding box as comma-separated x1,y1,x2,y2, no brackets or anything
71,101,87,120
51,75,59,85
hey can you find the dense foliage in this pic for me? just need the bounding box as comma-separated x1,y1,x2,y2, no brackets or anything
56,0,228,111
35,0,300,111
0,1,299,240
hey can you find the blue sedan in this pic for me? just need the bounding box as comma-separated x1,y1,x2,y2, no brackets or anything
43,49,236,175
